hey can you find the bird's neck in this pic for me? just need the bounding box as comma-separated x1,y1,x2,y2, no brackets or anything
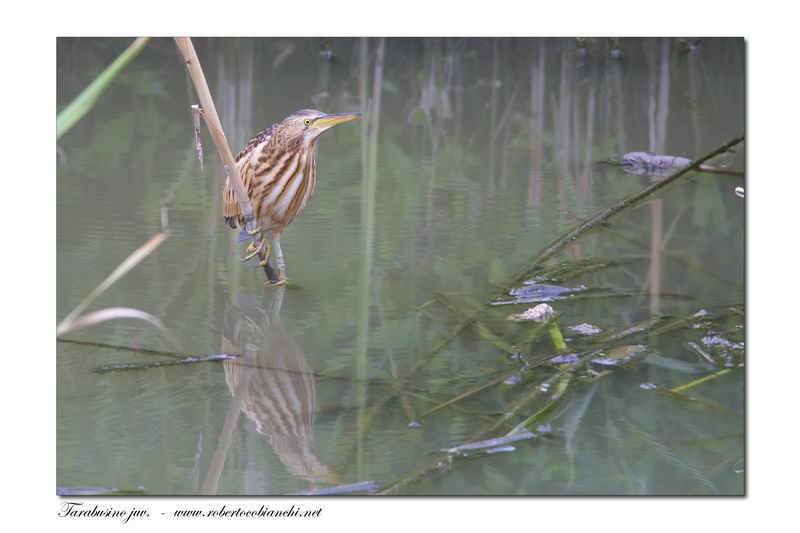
302,136,318,154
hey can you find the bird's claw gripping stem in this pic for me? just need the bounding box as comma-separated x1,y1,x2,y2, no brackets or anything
241,238,269,262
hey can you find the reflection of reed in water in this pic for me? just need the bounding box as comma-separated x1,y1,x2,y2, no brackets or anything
221,288,339,487
527,41,545,215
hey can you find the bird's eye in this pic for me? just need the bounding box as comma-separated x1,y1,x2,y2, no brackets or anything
303,119,312,126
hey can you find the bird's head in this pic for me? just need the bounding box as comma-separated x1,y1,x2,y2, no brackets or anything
275,109,360,146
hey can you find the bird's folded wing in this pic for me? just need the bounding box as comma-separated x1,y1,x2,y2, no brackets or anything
224,124,277,228
223,155,254,228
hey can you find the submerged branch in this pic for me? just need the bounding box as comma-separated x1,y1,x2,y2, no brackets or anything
655,387,739,415
670,368,736,394
436,294,516,354
94,353,237,374
58,338,191,358
291,480,379,496
407,136,742,374
502,135,744,293
475,349,601,439
441,431,536,455
505,392,569,436
58,338,392,385
379,432,539,495
418,369,521,419
646,305,742,338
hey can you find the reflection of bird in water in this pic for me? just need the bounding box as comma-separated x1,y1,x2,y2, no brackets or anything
223,109,360,283
221,289,339,487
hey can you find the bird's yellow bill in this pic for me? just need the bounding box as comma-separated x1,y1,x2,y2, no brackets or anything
313,112,361,128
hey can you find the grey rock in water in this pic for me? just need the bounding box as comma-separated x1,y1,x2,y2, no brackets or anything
614,151,692,176
509,283,587,300
550,353,580,364
568,323,602,335
507,303,556,322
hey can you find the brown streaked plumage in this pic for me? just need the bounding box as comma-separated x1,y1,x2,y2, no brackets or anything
221,289,340,488
223,109,360,283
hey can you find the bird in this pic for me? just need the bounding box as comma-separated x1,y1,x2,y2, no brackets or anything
221,289,339,488
223,109,360,284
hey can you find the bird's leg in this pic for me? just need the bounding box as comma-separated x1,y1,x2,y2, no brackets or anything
272,230,288,283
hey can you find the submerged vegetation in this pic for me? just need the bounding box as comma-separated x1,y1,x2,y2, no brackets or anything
57,37,744,496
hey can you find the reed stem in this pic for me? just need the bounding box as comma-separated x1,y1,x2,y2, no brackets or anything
173,37,277,282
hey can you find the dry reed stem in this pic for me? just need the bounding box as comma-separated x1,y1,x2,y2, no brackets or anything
174,37,276,282
57,231,169,336
57,307,169,338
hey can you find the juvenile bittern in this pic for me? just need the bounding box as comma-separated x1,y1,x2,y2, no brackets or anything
221,290,339,487
224,109,360,284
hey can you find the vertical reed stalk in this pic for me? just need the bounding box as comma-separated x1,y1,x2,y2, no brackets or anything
173,37,277,282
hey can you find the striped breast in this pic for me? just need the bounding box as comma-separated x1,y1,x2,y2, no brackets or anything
223,138,318,231
221,301,339,486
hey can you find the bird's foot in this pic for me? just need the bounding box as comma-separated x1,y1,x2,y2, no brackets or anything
275,268,290,286
246,225,263,236
265,277,291,287
241,238,269,262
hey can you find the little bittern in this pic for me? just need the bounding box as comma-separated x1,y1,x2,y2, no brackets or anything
224,109,360,283
221,290,339,487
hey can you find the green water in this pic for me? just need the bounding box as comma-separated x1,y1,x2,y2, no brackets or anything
57,37,744,495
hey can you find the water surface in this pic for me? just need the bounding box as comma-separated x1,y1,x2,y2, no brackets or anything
57,37,744,495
